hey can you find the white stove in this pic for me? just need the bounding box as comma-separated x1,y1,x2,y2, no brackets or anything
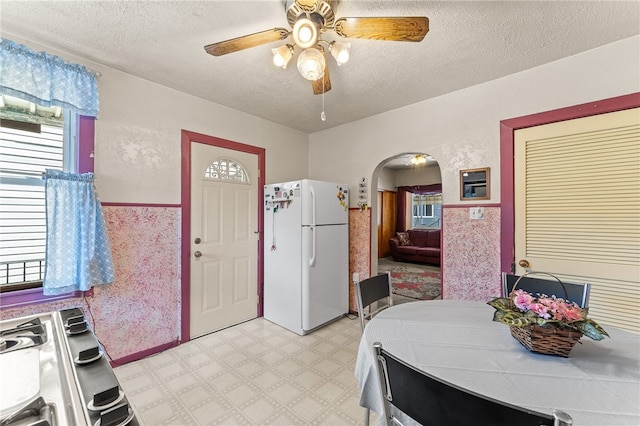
0,310,138,426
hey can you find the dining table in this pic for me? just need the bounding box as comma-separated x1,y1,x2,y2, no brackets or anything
355,300,640,426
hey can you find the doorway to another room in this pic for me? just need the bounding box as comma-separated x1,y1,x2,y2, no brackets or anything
374,153,443,304
180,130,265,342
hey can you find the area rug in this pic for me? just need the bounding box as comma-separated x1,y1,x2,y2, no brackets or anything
378,258,441,300
390,271,441,300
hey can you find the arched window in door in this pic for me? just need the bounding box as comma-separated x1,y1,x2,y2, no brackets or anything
204,158,250,183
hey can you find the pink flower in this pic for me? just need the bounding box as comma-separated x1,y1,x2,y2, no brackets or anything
511,290,586,323
562,305,584,321
528,302,551,319
508,289,587,323
512,290,535,311
490,288,607,341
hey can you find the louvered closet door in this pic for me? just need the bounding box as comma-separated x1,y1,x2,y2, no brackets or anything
515,107,640,333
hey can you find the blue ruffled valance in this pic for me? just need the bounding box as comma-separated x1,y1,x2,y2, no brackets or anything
0,38,99,117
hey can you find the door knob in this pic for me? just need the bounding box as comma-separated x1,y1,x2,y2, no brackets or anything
194,251,202,258
194,237,201,244
518,259,530,268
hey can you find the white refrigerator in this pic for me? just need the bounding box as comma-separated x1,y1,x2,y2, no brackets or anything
264,179,349,335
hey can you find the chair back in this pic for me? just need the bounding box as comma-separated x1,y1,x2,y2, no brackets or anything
373,342,573,426
354,272,393,331
501,272,591,308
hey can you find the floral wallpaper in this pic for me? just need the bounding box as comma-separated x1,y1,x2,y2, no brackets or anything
95,206,181,359
348,208,371,313
442,206,502,300
0,206,181,362
2,203,502,362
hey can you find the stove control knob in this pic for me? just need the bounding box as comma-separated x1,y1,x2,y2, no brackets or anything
78,345,101,362
100,402,130,426
67,315,85,326
93,385,121,408
67,321,88,335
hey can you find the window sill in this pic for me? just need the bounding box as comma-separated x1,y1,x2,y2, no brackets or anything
0,286,90,309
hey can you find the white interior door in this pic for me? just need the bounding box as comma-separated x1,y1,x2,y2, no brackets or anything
514,107,640,331
190,143,258,338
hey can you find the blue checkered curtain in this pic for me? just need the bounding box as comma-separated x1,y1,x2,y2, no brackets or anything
0,38,98,116
43,170,114,295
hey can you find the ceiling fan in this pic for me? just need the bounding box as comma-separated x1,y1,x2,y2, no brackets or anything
204,0,429,95
406,154,434,166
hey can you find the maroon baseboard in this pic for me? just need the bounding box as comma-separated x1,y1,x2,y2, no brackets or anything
109,339,180,367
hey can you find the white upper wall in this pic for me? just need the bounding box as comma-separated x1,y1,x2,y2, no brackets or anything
3,34,310,204
96,68,308,203
308,36,640,206
377,168,395,192
4,35,639,206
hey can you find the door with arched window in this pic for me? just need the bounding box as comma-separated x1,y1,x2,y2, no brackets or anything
190,143,258,337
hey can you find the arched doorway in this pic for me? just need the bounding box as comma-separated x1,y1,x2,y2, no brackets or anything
370,153,442,279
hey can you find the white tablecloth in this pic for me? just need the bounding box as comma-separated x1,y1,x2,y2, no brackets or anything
355,300,640,425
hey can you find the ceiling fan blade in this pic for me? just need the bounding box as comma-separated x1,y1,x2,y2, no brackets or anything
204,28,290,56
312,48,331,95
333,17,429,42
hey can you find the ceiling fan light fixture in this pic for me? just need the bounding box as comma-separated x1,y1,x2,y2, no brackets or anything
204,0,430,95
410,154,431,165
297,47,325,80
292,17,318,49
272,44,294,69
329,41,350,66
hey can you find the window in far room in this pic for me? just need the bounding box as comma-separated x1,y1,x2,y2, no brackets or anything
0,94,77,292
411,193,442,229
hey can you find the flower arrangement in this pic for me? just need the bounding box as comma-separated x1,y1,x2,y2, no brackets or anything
488,290,609,341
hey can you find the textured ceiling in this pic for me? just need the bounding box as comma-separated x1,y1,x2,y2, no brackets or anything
1,1,638,134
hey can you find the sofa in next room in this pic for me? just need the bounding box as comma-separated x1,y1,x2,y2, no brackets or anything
389,229,441,266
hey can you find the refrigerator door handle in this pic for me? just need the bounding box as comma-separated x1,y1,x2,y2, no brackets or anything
309,225,316,266
309,184,316,226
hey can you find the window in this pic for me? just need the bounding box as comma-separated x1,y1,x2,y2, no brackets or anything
204,158,250,183
413,198,434,219
0,94,91,301
411,193,442,229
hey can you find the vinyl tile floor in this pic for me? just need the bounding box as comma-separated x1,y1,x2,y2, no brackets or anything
114,315,380,425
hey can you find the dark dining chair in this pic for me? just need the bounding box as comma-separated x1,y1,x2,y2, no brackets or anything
502,271,591,308
373,341,574,426
354,272,393,332
355,272,393,426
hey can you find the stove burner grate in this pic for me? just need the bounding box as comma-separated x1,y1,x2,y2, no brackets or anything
0,396,54,426
0,332,46,355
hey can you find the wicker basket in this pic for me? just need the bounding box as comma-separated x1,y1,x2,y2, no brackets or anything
510,324,582,357
508,271,582,357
